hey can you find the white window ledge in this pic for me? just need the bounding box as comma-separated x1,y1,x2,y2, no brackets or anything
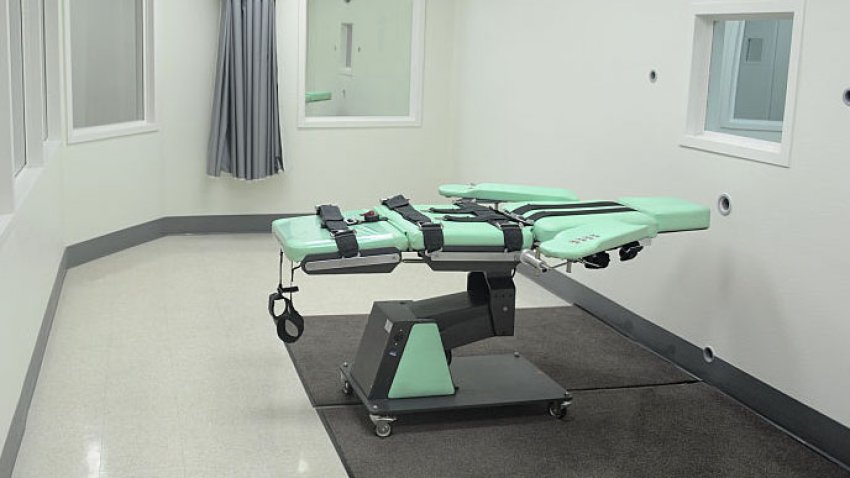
681,131,788,167
67,121,159,145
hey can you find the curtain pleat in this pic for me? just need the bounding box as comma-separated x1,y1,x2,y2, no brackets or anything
208,0,283,180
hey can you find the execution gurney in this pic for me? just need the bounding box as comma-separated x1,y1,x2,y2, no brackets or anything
268,183,709,437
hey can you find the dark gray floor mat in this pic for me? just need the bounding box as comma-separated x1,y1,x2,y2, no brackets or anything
319,382,849,478
286,306,695,406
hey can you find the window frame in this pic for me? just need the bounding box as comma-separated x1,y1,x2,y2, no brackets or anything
2,0,57,221
1,0,15,216
10,0,28,176
63,0,157,144
682,0,805,168
297,0,427,128
20,0,52,172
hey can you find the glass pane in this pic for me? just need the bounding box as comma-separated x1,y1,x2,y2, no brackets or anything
305,0,413,117
70,0,145,129
704,18,793,143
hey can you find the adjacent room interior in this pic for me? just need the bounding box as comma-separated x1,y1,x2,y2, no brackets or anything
1,0,849,477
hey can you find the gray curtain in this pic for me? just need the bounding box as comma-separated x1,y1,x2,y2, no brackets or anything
208,0,283,180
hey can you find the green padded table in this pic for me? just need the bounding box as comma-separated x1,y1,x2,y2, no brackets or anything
272,195,708,264
266,183,711,439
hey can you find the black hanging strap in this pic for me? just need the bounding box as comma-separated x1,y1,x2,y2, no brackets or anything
268,251,304,343
268,291,303,343
316,204,359,258
382,195,444,252
509,201,622,216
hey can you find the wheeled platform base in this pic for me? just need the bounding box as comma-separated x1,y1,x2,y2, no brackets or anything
340,354,572,437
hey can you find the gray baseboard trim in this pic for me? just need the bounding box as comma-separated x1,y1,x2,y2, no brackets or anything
66,219,166,268
519,265,850,471
66,214,291,268
1,252,68,478
2,213,298,477
161,214,283,235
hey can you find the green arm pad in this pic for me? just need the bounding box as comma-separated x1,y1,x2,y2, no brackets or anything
538,222,657,260
618,197,710,232
306,91,332,103
439,183,579,202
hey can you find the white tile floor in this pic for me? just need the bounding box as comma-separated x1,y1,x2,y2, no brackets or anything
12,234,567,478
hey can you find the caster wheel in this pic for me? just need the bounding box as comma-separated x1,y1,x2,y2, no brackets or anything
548,400,569,419
375,422,392,438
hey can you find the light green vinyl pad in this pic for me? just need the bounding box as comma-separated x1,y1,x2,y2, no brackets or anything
388,323,455,399
439,183,579,202
538,222,656,261
618,197,710,232
272,210,409,262
271,188,709,263
305,91,332,103
504,197,710,260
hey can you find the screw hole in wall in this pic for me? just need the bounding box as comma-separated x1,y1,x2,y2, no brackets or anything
649,70,658,83
703,346,716,363
844,88,850,106
717,193,732,216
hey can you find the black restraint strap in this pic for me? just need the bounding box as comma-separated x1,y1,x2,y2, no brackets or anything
440,200,524,252
316,204,359,258
510,201,623,216
382,195,444,252
428,202,484,215
526,207,635,222
497,223,524,251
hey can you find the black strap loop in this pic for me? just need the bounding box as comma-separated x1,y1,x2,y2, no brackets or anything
268,289,304,343
270,251,303,343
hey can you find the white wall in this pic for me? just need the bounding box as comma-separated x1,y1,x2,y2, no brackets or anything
451,0,850,427
160,0,457,218
61,0,456,243
0,0,66,454
61,0,163,244
0,160,64,459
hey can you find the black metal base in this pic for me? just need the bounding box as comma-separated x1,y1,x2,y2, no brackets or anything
340,354,571,435
337,271,571,437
